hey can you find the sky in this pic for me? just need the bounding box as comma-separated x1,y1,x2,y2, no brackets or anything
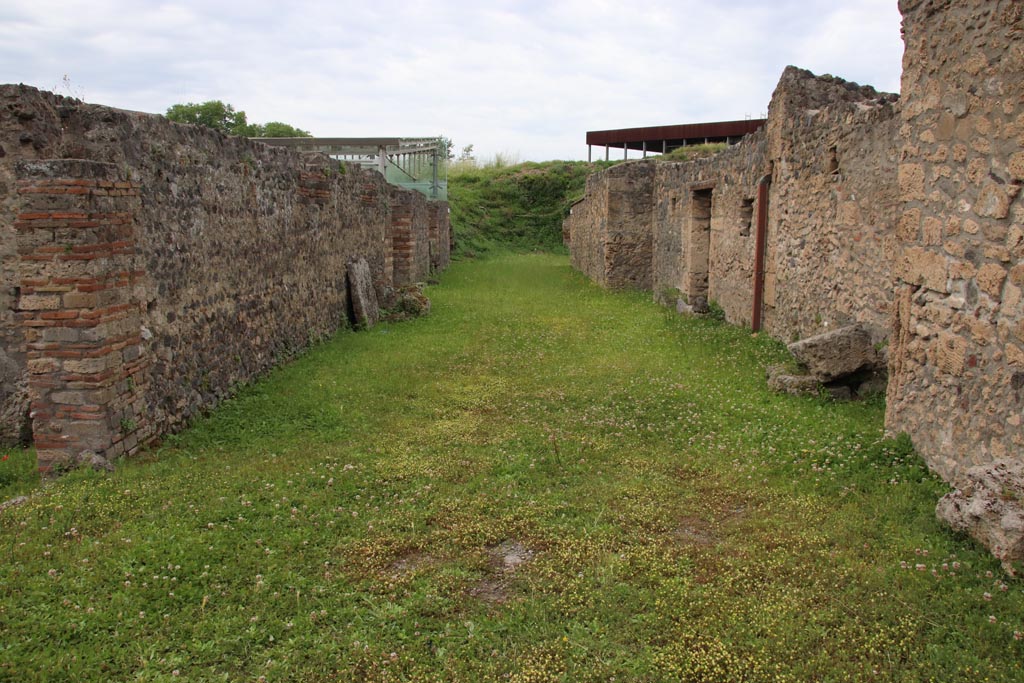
0,1,904,162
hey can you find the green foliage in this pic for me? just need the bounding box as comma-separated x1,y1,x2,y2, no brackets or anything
0,254,1020,682
447,160,617,257
249,121,312,138
165,100,250,135
165,101,310,137
706,299,726,321
0,447,37,497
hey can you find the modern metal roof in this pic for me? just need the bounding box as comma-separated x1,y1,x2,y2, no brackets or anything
586,119,766,151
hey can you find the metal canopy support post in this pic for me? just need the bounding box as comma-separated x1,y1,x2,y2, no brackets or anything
588,145,592,162
662,140,667,154
605,146,609,161
431,149,439,199
642,141,647,158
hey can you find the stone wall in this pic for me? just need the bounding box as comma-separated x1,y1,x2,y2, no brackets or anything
887,0,1024,482
651,134,769,323
565,162,654,289
569,67,900,344
566,171,609,286
564,0,1024,558
0,84,449,470
761,69,901,343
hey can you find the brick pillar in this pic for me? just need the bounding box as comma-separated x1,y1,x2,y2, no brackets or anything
390,189,415,286
428,201,451,272
14,160,149,474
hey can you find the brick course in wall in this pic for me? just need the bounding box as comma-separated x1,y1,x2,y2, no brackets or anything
0,84,450,470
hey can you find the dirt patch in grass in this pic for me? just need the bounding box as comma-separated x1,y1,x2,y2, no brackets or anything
388,551,438,577
671,515,717,546
468,539,536,603
489,539,534,571
469,578,510,603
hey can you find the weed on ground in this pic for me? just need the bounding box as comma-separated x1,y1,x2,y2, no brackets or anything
1,253,1021,682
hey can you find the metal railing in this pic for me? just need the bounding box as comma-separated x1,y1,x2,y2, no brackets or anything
255,136,448,200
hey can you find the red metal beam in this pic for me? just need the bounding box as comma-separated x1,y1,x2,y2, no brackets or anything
586,119,766,149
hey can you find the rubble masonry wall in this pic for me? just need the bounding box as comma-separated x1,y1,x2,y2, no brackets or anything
887,0,1024,482
0,84,447,470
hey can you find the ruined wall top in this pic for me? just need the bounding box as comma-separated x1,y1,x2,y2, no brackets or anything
768,66,899,125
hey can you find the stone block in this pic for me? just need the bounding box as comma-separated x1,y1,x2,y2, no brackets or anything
976,183,1012,219
897,209,921,242
19,294,61,311
936,332,967,375
787,325,878,381
977,263,1007,299
1009,263,1024,288
27,358,59,374
936,459,1024,575
898,164,925,200
346,257,380,329
896,246,948,292
1009,151,1024,181
63,291,98,309
62,356,113,375
766,365,821,396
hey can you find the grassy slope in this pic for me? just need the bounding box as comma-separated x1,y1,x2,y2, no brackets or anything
0,253,1020,682
447,161,614,257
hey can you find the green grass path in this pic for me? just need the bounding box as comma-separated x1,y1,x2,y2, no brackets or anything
1,253,1021,682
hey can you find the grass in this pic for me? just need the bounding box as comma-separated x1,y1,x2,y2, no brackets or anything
656,143,728,163
1,252,1021,682
0,446,37,501
447,161,615,257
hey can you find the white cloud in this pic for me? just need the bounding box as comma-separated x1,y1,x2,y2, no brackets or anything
0,0,904,161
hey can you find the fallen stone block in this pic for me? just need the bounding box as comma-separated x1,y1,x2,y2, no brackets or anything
346,258,380,329
936,459,1024,576
766,364,821,396
787,324,879,382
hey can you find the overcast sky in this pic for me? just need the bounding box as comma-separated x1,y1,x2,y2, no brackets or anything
1,1,904,162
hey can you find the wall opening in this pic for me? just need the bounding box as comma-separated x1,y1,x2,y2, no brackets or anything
826,145,840,176
687,188,713,312
740,197,754,236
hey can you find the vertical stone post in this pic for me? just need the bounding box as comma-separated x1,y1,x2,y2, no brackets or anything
14,160,148,474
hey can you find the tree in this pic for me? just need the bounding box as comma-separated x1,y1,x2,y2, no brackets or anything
165,101,311,137
253,121,312,138
458,144,475,162
439,136,454,161
165,101,250,135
